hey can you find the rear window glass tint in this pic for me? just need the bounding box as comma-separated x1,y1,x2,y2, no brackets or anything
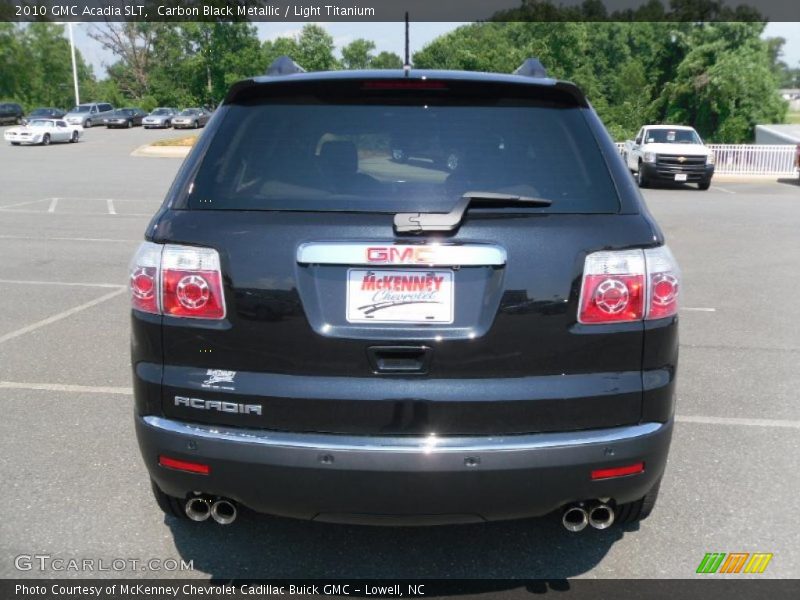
187,95,619,214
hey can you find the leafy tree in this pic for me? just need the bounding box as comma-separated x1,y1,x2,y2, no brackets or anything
341,39,376,70
370,51,404,69
413,18,786,142
294,25,337,71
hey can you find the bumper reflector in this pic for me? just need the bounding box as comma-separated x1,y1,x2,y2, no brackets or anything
159,455,210,475
591,462,644,480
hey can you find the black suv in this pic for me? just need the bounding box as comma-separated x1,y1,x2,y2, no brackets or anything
131,58,679,531
0,102,24,125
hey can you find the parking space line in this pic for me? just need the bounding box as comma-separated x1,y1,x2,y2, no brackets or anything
682,307,716,312
106,199,116,215
47,198,59,213
676,415,800,429
0,198,50,210
0,381,132,395
0,209,153,217
710,185,736,194
0,278,124,289
0,235,139,243
0,288,126,345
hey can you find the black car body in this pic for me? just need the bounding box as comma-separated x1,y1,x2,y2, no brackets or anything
105,108,147,128
0,102,24,125
23,107,66,124
131,59,679,529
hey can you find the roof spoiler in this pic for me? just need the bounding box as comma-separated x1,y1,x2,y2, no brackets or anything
514,58,548,78
266,56,306,76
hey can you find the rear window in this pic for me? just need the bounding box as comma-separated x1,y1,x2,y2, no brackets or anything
187,87,619,214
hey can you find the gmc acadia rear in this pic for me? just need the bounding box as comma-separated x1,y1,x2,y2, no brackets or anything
131,57,679,531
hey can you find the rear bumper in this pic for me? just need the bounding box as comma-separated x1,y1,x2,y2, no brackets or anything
137,414,673,525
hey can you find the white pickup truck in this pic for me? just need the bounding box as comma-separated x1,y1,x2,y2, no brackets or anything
623,124,715,190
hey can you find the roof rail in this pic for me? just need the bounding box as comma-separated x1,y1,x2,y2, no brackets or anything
266,56,306,76
513,58,548,78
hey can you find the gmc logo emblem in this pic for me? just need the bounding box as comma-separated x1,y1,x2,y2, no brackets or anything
366,246,436,264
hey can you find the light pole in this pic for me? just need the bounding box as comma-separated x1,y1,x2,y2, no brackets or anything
67,22,80,105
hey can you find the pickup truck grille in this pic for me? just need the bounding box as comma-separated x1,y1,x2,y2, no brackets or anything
656,154,706,171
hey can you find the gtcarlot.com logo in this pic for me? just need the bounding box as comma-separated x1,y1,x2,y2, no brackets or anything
696,552,773,574
15,554,193,572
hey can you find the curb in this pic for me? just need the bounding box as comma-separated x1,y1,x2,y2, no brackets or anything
131,144,191,158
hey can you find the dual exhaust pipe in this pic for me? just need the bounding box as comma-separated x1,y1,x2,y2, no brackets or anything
562,502,615,532
185,495,238,525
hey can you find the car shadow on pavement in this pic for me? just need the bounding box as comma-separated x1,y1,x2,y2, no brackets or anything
776,177,799,187
166,509,624,580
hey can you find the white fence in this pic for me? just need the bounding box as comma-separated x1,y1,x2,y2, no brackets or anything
614,143,798,176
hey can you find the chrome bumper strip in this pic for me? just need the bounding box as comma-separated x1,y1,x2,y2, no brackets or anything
142,416,664,453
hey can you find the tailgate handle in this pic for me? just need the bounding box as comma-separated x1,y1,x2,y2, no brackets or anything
368,346,432,374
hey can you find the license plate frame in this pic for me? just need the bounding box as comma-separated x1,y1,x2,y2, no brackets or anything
346,269,454,324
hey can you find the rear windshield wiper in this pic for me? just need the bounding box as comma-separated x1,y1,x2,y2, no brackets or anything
394,191,552,233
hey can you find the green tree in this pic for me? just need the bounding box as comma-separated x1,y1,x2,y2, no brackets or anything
341,39,375,70
370,51,403,69
294,25,337,71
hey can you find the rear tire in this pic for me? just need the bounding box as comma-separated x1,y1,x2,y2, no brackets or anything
698,180,711,191
41,134,50,146
150,479,189,520
615,478,661,525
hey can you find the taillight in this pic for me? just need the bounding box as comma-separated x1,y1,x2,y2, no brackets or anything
129,242,161,314
129,242,226,320
645,246,680,319
161,245,225,319
578,250,645,323
578,246,679,324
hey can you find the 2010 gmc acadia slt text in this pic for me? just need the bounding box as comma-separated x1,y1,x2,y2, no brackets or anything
131,57,678,531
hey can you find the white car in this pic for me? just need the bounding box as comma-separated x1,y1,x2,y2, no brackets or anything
4,119,83,146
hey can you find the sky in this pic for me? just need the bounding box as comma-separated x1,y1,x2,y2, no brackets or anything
71,21,800,79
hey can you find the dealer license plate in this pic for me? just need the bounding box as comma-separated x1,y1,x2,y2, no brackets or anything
346,269,454,324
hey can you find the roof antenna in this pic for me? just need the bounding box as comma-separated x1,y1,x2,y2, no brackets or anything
403,12,411,76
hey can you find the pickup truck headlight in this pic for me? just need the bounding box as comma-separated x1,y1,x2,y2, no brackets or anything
643,152,657,164
706,152,715,165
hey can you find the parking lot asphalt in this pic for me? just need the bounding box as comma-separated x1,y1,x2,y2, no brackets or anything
0,126,798,580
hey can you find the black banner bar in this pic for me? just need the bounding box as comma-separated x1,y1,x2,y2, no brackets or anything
3,579,800,600
1,0,799,23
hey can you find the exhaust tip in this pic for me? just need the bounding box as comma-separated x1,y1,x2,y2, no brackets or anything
588,504,615,530
562,506,589,532
210,499,237,525
185,497,211,522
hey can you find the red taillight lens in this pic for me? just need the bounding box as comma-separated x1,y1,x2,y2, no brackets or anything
578,250,645,324
129,242,225,320
578,247,680,324
579,274,645,323
591,462,645,480
159,455,210,475
162,269,225,318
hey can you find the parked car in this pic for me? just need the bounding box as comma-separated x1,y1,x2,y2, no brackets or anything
4,118,82,145
22,107,66,124
143,107,179,129
105,108,147,128
132,56,678,531
64,102,114,128
0,102,24,125
171,108,211,129
623,124,715,190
